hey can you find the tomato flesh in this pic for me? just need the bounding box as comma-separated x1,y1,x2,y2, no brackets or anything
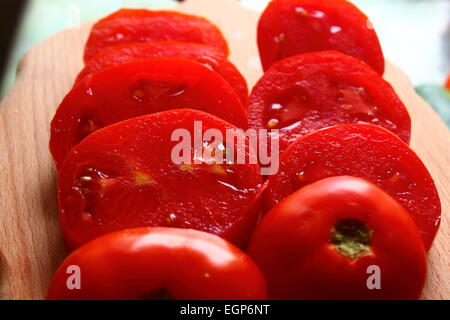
248,51,410,153
58,109,263,249
48,227,267,300
249,176,427,299
76,41,248,106
50,58,247,169
258,0,384,73
84,9,229,62
265,123,441,251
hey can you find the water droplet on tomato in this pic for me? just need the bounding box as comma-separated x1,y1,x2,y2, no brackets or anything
310,10,325,18
271,103,282,110
202,62,214,70
330,26,342,34
217,180,241,192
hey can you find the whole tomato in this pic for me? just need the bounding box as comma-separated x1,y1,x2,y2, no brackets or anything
47,227,267,300
265,123,440,251
248,176,427,299
84,9,229,61
257,0,384,73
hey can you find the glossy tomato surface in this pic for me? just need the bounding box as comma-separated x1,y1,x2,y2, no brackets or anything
249,176,427,299
50,58,246,169
48,227,267,300
258,0,384,73
84,9,228,62
445,73,450,91
58,109,263,249
265,124,441,251
248,51,410,152
76,41,248,106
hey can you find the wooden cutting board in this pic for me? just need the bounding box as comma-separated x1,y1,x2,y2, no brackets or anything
0,0,448,300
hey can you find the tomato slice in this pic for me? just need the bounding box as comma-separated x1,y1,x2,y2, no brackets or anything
84,9,229,62
249,176,426,299
445,73,450,91
50,58,247,169
265,124,441,251
258,0,384,73
47,227,267,300
248,51,411,152
58,109,263,249
76,41,248,106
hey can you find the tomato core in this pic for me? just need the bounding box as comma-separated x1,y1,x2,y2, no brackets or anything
332,85,378,121
263,86,310,130
130,79,187,103
330,219,373,260
76,167,117,218
263,84,379,131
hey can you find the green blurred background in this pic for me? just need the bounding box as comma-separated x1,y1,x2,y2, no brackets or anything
1,0,449,120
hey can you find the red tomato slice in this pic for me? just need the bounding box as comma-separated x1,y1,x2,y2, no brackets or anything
248,51,411,152
76,41,248,106
445,73,450,91
249,176,427,299
50,58,247,169
258,0,384,73
48,227,267,300
265,124,441,251
84,9,229,62
58,109,263,249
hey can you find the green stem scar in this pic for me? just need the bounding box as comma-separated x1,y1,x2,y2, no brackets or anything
330,219,373,260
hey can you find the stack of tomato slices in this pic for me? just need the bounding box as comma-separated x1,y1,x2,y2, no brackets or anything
48,1,441,301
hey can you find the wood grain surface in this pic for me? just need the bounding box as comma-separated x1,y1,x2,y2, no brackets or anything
0,0,448,300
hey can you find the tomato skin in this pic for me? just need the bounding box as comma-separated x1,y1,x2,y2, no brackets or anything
50,58,246,169
84,9,229,62
248,51,410,152
265,124,441,251
76,41,248,106
445,73,450,91
258,0,384,73
248,176,427,300
47,227,267,300
58,109,263,250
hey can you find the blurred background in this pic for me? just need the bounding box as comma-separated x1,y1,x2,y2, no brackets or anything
0,0,449,122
